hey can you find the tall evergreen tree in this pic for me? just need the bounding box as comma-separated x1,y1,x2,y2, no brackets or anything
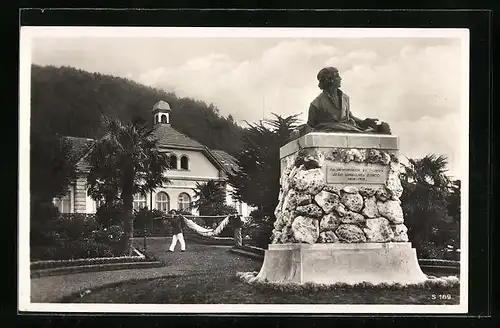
229,113,300,215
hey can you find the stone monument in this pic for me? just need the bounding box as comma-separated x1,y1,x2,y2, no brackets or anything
256,67,427,285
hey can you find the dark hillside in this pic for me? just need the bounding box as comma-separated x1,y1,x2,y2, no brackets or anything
30,65,245,155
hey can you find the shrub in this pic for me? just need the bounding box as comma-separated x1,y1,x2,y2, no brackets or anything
30,201,61,247
415,240,460,261
134,207,164,230
88,224,126,255
33,239,114,261
244,209,274,249
54,214,99,240
30,205,126,260
57,239,115,260
95,201,125,228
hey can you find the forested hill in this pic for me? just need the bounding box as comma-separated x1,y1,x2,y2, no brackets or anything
30,65,246,155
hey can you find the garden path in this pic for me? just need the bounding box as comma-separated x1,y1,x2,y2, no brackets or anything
30,237,259,303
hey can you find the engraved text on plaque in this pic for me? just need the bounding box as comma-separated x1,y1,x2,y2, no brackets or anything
325,162,389,184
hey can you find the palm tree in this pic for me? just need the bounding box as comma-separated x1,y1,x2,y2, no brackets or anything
402,154,451,188
400,154,453,254
192,180,227,216
87,116,170,255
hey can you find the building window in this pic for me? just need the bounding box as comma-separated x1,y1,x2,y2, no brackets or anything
133,194,147,211
180,155,189,170
177,192,191,212
169,155,178,169
156,192,170,212
54,192,71,213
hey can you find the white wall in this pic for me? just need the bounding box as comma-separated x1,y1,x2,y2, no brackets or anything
53,185,75,213
75,147,260,217
85,193,97,214
163,148,220,180
149,183,198,215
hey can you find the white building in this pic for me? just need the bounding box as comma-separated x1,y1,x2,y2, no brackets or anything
54,100,254,217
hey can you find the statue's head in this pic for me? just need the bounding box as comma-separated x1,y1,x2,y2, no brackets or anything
317,67,342,90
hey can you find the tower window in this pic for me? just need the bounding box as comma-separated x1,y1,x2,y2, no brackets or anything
161,114,168,124
180,155,189,170
169,155,178,169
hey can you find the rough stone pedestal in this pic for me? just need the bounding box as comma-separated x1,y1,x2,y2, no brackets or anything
258,132,427,285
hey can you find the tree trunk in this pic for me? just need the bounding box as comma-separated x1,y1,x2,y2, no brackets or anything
234,228,242,247
121,172,135,256
126,216,134,256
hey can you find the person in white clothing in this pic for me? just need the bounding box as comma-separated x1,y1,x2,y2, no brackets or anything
168,209,186,252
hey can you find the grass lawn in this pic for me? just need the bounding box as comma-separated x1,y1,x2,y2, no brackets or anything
66,238,460,305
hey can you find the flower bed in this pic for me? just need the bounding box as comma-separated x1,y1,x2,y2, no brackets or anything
418,259,460,267
236,271,460,291
30,248,164,278
31,221,127,261
31,251,146,270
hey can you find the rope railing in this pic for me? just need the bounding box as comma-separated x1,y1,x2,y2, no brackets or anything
152,214,229,220
182,215,231,237
151,214,243,237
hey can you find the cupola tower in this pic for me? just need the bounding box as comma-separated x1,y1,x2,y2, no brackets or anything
152,100,172,125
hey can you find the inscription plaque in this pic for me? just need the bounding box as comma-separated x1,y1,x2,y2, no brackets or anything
325,162,389,184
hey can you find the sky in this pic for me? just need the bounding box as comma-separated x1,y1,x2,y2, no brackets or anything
28,28,468,179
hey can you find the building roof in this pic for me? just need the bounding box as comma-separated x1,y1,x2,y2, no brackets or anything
211,149,240,175
150,124,205,150
62,128,240,175
63,136,95,166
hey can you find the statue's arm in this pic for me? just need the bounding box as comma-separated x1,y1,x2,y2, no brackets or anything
345,96,363,124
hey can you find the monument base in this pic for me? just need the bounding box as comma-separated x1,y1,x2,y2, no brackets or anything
257,243,428,285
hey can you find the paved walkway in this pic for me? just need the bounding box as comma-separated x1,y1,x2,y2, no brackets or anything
30,238,254,303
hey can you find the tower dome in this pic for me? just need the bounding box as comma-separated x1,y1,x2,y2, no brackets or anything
152,100,172,125
152,100,171,111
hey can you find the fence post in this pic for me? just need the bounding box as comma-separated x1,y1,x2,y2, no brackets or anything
143,228,147,251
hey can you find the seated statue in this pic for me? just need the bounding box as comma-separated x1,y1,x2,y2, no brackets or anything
290,67,391,140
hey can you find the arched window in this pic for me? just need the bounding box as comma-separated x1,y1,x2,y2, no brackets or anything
177,193,191,212
156,192,170,212
180,155,189,170
161,114,168,124
54,192,71,213
133,194,147,211
169,155,178,169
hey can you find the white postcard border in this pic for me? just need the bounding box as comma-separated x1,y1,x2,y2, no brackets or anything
19,26,470,314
